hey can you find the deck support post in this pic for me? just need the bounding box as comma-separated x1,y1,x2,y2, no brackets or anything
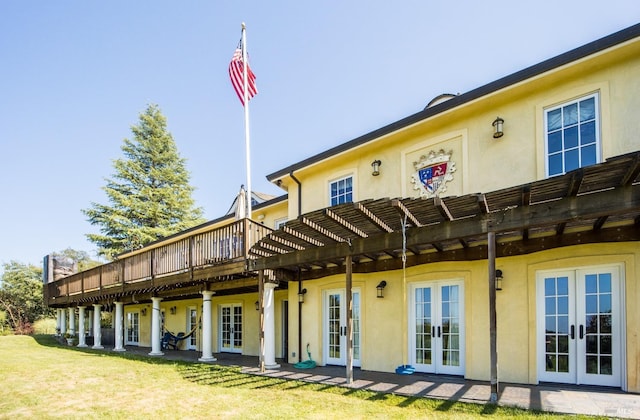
114,302,125,352
60,308,67,336
263,281,280,370
92,304,104,349
77,306,87,347
148,297,163,356
56,309,62,336
198,291,216,362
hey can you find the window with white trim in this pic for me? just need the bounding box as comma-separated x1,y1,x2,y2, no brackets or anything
274,218,287,229
545,93,600,177
330,176,353,206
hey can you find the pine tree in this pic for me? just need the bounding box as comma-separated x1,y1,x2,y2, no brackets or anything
83,104,204,259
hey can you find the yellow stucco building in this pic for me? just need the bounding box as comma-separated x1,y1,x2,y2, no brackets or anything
47,23,640,393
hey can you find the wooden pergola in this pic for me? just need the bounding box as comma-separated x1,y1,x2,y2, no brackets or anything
249,151,640,397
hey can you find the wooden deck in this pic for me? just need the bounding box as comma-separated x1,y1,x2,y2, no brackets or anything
45,219,273,307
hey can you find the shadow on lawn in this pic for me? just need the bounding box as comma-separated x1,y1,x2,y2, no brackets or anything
31,334,529,417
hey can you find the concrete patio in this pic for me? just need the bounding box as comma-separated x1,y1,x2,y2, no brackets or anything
117,345,640,418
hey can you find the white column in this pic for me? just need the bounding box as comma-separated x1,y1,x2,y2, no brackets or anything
114,302,125,352
149,297,164,356
77,306,87,347
92,304,103,349
68,307,75,336
56,309,62,336
198,291,216,362
60,309,67,336
263,282,280,369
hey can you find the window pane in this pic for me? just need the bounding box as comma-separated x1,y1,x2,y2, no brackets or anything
558,315,569,333
580,97,595,121
545,297,556,315
581,144,597,167
564,126,578,149
600,294,612,313
545,316,556,333
548,153,563,176
580,121,596,145
548,131,563,153
545,278,556,295
564,149,579,172
547,109,562,131
585,274,597,293
563,103,578,126
586,295,597,314
600,356,612,375
599,274,611,292
557,277,568,295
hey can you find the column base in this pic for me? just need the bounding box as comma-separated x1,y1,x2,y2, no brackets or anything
113,348,126,352
148,351,164,356
77,344,88,348
92,345,104,350
198,356,217,362
265,363,281,370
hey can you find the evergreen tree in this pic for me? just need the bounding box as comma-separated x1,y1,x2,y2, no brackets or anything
83,104,204,259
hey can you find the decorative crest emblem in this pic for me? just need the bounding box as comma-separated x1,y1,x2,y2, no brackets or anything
411,149,456,198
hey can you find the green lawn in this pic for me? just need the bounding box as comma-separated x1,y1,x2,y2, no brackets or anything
0,335,605,419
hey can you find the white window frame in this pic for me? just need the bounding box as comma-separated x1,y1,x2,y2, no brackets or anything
544,93,601,177
329,175,353,206
274,217,287,229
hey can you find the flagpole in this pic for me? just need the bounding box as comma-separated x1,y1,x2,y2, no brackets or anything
241,22,252,221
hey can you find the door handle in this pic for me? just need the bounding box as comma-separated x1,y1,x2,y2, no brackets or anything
579,325,584,340
431,326,435,337
570,325,575,340
437,326,441,338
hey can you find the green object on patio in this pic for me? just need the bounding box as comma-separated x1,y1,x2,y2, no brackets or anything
294,343,316,369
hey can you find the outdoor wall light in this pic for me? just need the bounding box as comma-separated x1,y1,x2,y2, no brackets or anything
492,117,504,138
371,160,382,176
376,281,387,298
298,288,307,303
495,269,504,291
255,301,260,311
170,306,177,315
140,308,147,316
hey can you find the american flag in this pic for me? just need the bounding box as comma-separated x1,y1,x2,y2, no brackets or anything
228,46,257,106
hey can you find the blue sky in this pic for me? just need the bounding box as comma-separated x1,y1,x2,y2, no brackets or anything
0,1,637,271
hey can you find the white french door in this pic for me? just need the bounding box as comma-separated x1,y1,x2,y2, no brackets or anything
537,265,622,387
125,312,139,345
409,280,465,375
187,306,197,350
220,304,243,353
324,289,361,367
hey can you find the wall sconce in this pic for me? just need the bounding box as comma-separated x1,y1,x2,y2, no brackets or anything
255,301,260,311
495,269,503,291
492,117,504,138
371,160,382,176
170,306,177,315
298,288,307,303
376,281,387,298
140,308,147,316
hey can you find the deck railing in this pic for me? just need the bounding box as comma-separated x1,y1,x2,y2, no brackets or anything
46,219,273,304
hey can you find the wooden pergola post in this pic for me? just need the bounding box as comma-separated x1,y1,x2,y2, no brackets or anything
345,254,353,384
259,269,265,372
488,231,499,403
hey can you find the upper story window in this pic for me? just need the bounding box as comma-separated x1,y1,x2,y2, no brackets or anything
330,176,353,206
545,93,600,177
274,218,287,229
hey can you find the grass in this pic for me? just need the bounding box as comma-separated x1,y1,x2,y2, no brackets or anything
0,335,608,419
